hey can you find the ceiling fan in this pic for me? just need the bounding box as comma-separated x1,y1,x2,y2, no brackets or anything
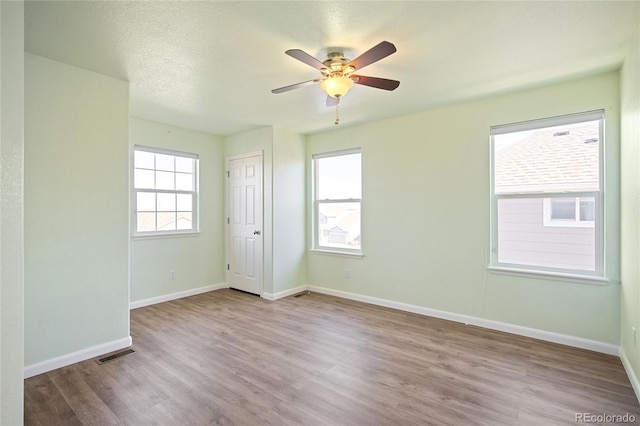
271,41,400,111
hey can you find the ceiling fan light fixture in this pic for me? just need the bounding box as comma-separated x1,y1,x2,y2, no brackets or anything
320,75,354,98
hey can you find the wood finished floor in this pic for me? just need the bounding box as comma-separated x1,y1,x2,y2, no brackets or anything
25,289,640,425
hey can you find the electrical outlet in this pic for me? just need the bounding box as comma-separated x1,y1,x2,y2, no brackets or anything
170,270,176,280
344,268,350,278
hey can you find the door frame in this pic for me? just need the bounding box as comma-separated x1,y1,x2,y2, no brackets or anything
225,151,264,296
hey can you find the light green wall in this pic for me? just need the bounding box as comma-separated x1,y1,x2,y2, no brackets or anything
129,118,225,302
307,71,621,344
24,54,130,366
0,1,25,423
272,127,307,294
620,25,640,388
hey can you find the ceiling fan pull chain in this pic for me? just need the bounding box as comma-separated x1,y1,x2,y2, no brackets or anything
335,103,340,125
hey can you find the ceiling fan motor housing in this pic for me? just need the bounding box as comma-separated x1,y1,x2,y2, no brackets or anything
321,52,356,77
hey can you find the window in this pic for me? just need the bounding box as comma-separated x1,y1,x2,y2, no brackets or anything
542,197,595,227
490,110,604,277
313,149,362,254
133,146,198,236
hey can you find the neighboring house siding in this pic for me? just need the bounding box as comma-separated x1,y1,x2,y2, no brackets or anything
498,198,595,271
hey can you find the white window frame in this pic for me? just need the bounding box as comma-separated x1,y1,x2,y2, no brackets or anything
489,110,605,279
132,145,199,238
312,148,362,256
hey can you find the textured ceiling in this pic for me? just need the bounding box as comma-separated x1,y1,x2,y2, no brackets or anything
25,1,640,136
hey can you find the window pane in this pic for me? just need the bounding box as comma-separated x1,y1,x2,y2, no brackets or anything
177,194,192,211
156,154,174,171
176,157,193,173
317,153,361,200
318,202,361,250
157,212,177,231
580,198,595,221
137,212,156,232
176,212,192,230
134,150,154,169
137,192,155,211
156,171,175,190
497,197,595,271
175,172,193,191
551,198,576,220
157,193,176,211
494,120,599,194
134,169,155,189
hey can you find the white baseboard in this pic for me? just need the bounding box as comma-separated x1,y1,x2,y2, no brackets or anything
306,285,619,356
262,285,308,301
620,347,640,403
130,282,227,309
24,336,132,379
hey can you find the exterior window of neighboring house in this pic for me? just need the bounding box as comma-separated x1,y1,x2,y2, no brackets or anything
133,145,198,236
542,197,595,227
312,149,362,254
490,110,604,277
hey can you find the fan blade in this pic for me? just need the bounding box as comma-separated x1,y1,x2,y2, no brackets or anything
285,49,326,70
326,95,340,107
272,79,322,94
347,41,396,71
352,75,400,91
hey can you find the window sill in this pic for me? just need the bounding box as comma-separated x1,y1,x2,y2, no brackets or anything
132,231,201,241
487,266,609,285
310,248,364,259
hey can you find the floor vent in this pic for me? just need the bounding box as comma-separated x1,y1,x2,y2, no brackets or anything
294,291,311,298
96,348,135,365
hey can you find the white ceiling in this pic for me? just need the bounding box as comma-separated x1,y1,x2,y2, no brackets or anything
25,1,640,136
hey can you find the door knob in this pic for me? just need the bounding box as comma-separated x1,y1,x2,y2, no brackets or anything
253,230,261,235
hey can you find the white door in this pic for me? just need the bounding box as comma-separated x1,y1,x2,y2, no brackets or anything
227,154,263,295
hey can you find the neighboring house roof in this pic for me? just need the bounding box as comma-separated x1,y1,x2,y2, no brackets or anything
333,211,361,239
158,216,192,231
495,123,599,193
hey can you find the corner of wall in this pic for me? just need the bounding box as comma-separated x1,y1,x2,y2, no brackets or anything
620,346,640,403
0,1,25,423
271,127,307,294
619,17,640,404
